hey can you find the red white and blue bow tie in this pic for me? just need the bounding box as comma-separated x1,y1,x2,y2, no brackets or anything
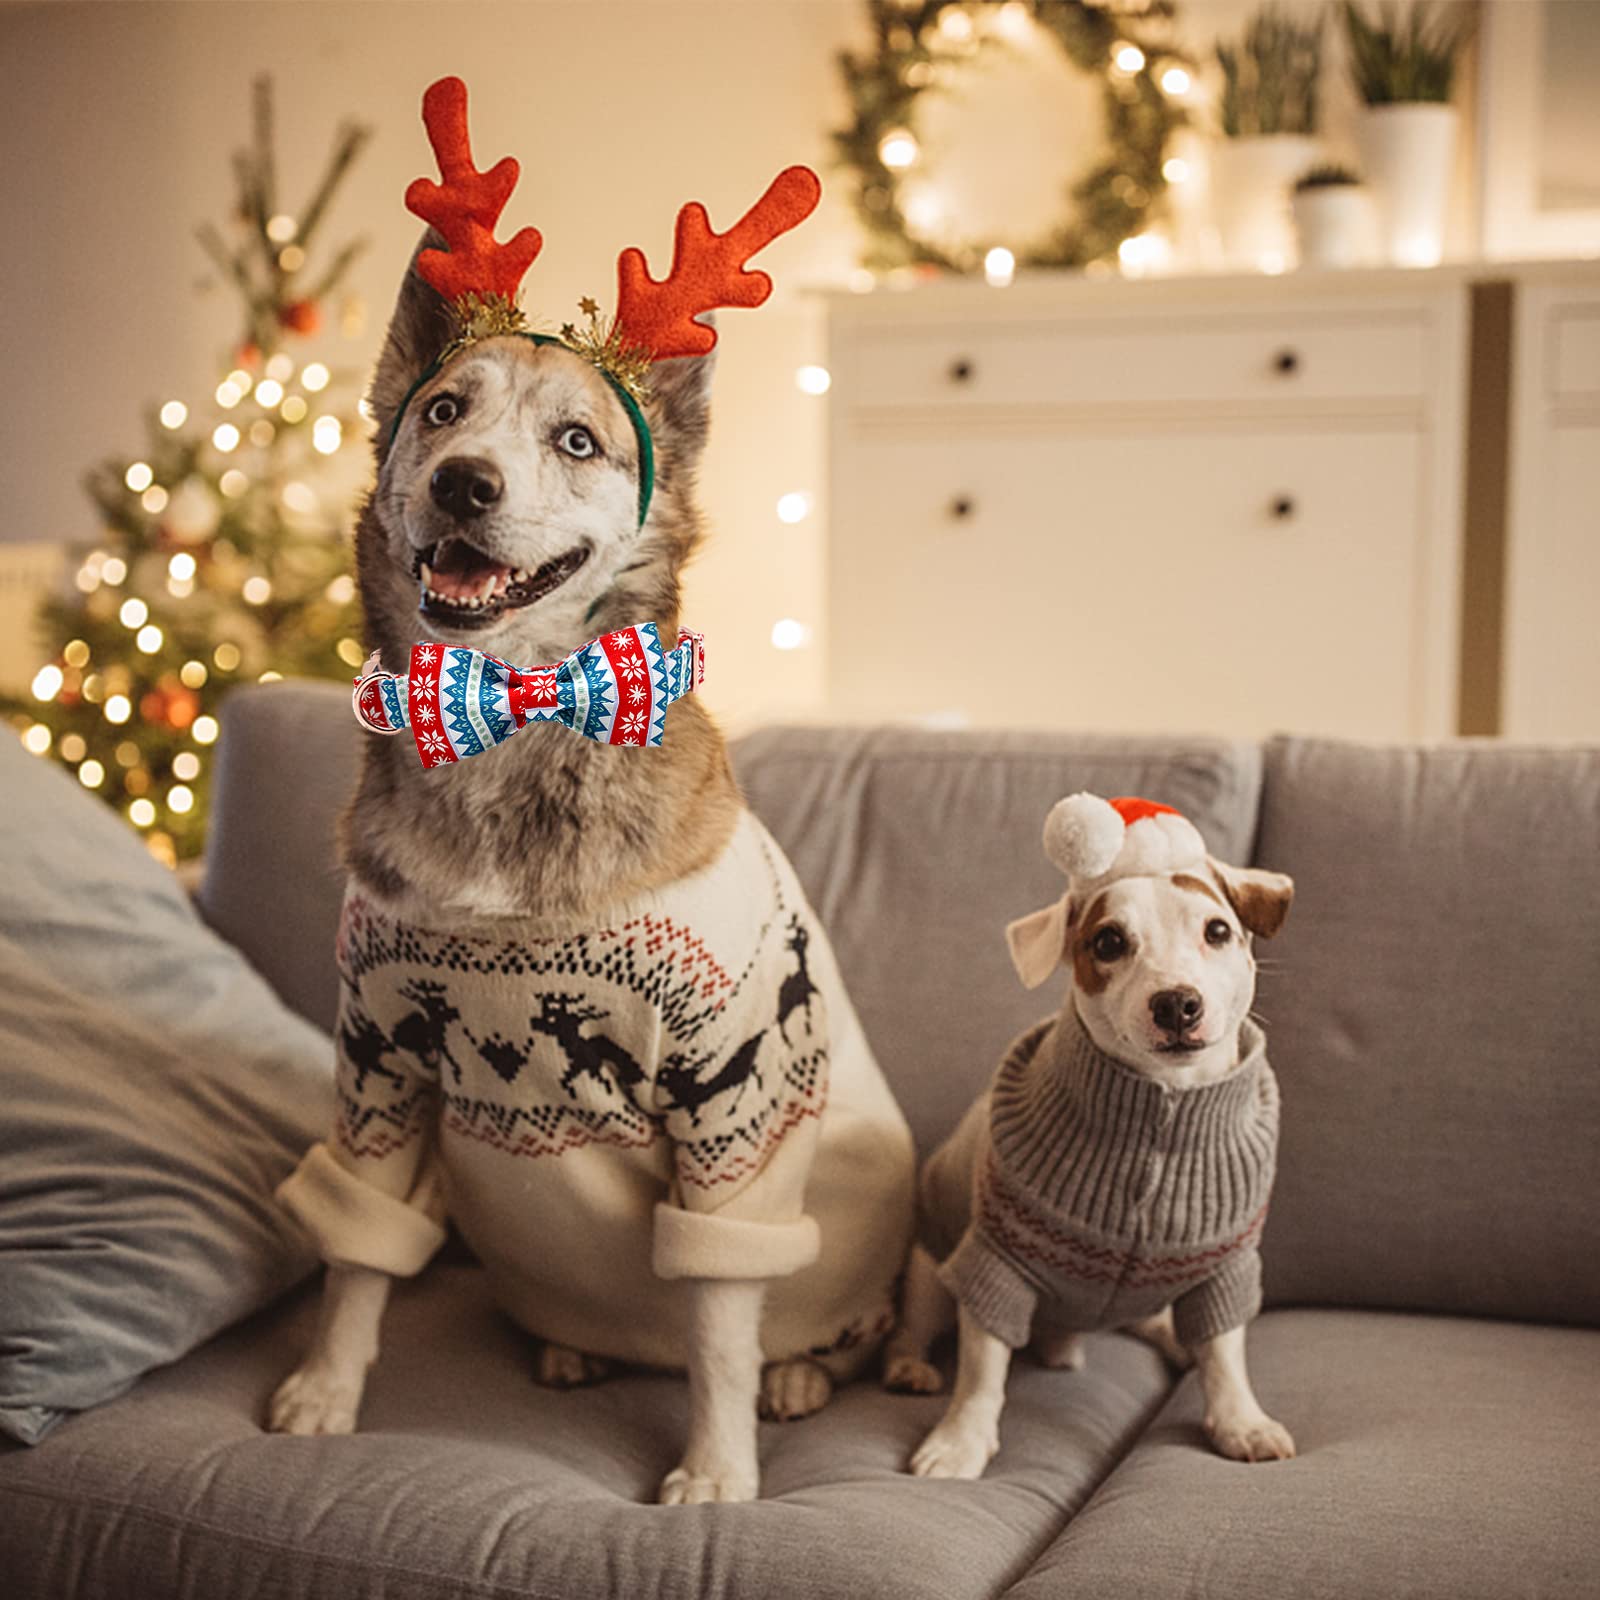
351,623,705,768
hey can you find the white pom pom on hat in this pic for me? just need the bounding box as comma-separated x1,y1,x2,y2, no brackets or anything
1041,793,1207,886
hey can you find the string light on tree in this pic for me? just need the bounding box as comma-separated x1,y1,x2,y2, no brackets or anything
984,246,1016,286
0,74,370,861
776,492,811,525
795,365,832,395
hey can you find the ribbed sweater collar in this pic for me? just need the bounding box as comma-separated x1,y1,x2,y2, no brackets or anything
987,1006,1274,1233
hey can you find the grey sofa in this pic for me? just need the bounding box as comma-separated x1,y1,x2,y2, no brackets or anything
3,682,1597,1599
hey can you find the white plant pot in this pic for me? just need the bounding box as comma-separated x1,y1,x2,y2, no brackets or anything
1209,135,1320,272
1291,185,1378,270
1354,103,1457,268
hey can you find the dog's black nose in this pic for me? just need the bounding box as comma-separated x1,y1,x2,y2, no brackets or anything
430,457,503,519
1150,986,1205,1036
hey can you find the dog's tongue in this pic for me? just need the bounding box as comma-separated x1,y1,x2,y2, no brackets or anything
428,539,509,602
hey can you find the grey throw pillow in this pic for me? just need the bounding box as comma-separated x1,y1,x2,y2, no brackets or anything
0,733,333,1444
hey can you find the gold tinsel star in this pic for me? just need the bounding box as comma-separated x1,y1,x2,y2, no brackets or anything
578,296,600,317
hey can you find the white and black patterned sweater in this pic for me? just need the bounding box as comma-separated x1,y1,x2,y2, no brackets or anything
278,812,915,1369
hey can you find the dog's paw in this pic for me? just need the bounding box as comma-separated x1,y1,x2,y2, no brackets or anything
266,1365,363,1436
1206,1409,1296,1463
1031,1330,1086,1371
909,1416,998,1480
759,1357,833,1421
533,1341,616,1389
658,1462,759,1505
882,1350,945,1394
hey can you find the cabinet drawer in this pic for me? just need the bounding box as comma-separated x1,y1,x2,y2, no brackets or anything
843,314,1429,414
827,428,1434,739
1550,306,1600,402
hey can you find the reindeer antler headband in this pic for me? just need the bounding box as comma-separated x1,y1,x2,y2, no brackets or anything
389,77,821,526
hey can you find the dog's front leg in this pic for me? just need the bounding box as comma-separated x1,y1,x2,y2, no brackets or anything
659,1279,766,1504
1191,1323,1295,1462
268,1264,392,1435
909,1304,1012,1479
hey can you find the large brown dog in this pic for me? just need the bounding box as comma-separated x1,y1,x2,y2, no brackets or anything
267,236,913,1503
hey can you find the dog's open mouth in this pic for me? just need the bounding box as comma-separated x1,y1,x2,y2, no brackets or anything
412,535,588,629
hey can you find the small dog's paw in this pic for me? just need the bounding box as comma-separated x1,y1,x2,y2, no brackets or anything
267,1365,362,1436
909,1418,997,1480
883,1352,945,1394
1206,1410,1296,1463
759,1357,833,1421
534,1341,615,1389
1031,1330,1086,1371
658,1462,759,1504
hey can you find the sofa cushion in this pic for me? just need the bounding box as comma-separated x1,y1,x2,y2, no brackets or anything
1004,1308,1600,1600
0,1263,1174,1600
0,733,333,1445
734,726,1263,1154
198,679,359,1033
1254,737,1600,1325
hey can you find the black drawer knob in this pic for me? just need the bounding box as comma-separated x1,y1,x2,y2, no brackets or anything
949,496,975,520
948,358,975,384
1273,348,1300,376
1270,494,1297,520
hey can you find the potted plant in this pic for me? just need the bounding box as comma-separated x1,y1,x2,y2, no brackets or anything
1210,7,1326,271
1291,165,1377,269
1343,0,1471,266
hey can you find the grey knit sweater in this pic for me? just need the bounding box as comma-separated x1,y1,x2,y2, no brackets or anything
921,1007,1279,1350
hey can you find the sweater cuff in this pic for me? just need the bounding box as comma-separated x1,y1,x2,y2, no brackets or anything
276,1143,447,1278
1172,1246,1263,1347
937,1229,1039,1349
652,1203,821,1281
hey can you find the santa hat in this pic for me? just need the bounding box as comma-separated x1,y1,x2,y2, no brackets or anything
1041,793,1207,888
1006,793,1208,989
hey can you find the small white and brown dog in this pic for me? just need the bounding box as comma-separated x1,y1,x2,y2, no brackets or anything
885,793,1296,1478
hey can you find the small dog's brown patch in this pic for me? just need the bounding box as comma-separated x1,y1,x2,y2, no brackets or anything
1172,872,1226,908
1214,870,1293,938
1072,891,1113,995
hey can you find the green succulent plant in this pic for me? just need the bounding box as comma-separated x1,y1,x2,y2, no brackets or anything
1295,163,1362,191
1216,5,1324,138
1342,1,1470,106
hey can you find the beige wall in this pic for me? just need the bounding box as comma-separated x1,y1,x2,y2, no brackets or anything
0,0,1482,727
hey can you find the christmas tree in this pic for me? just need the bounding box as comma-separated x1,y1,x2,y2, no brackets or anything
6,78,373,866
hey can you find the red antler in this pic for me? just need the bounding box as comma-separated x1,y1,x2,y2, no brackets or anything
614,166,821,360
404,76,542,304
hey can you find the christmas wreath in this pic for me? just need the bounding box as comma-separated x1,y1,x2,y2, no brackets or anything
835,0,1188,273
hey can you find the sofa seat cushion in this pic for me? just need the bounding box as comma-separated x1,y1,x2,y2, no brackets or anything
0,1263,1174,1600
1005,1308,1600,1600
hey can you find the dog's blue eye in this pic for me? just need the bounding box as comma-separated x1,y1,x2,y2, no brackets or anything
426,394,460,426
1205,919,1233,946
558,425,597,460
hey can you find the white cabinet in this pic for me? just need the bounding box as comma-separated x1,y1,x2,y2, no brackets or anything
825,273,1470,741
1503,267,1600,740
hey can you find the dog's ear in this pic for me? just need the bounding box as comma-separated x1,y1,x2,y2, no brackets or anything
1005,893,1073,989
367,230,457,451
644,312,717,472
1209,859,1294,939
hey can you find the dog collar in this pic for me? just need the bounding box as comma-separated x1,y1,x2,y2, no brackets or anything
351,623,705,767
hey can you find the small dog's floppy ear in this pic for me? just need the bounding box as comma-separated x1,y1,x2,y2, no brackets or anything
644,312,718,473
1005,894,1072,989
368,230,458,451
1209,859,1294,939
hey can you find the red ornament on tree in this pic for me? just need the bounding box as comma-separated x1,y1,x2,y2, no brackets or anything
279,299,322,335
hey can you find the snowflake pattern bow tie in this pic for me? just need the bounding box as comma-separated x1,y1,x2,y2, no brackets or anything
351,624,705,767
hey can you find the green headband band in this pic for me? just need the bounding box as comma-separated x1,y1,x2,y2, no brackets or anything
386,332,656,528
